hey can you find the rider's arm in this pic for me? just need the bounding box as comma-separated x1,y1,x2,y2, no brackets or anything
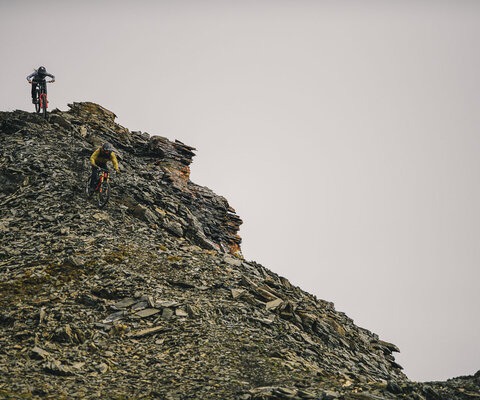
90,148,100,167
26,72,35,82
45,73,55,82
111,152,120,172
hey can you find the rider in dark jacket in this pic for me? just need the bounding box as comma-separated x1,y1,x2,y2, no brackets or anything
26,66,55,104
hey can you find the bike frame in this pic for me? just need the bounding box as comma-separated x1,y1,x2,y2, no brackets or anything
95,170,110,192
38,91,48,110
34,81,49,117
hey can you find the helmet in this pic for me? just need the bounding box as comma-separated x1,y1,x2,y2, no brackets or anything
102,142,114,154
37,66,46,75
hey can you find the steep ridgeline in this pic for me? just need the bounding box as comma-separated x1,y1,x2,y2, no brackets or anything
0,102,242,256
0,103,477,400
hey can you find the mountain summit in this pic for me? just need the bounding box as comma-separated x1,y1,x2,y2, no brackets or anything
0,103,478,399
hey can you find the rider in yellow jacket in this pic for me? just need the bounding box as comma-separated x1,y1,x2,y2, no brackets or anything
89,142,119,188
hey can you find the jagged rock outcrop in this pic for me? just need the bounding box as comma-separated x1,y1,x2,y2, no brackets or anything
1,102,242,255
0,103,477,399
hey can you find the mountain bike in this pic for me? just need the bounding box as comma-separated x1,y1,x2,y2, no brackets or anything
33,80,53,119
86,168,111,208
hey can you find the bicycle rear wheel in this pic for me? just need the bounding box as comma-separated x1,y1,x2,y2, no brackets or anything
97,181,110,208
85,177,94,198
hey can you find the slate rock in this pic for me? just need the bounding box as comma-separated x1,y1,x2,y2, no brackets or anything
0,103,472,400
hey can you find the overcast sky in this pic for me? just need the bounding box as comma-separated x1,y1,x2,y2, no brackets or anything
2,0,479,382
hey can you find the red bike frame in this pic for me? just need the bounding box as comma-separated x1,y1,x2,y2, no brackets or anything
39,92,48,111
96,170,110,192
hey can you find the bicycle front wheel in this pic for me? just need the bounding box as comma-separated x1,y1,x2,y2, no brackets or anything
97,181,110,208
35,94,40,113
42,95,48,118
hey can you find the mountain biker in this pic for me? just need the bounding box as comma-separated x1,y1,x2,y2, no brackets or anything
89,142,120,189
26,66,55,104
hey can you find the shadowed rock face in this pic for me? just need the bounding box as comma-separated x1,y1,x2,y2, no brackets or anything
0,103,477,399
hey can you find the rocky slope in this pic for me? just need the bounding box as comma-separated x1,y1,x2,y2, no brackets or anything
0,103,478,399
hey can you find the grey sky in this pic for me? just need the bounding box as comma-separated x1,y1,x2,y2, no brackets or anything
1,0,479,382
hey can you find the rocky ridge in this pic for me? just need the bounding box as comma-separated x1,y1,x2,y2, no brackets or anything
0,103,478,399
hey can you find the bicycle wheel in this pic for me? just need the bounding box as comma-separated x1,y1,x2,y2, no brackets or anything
34,90,40,113
97,181,110,208
42,94,48,119
85,177,94,198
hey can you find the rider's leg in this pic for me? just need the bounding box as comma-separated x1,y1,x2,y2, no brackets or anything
31,83,37,103
91,163,108,188
90,166,99,188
